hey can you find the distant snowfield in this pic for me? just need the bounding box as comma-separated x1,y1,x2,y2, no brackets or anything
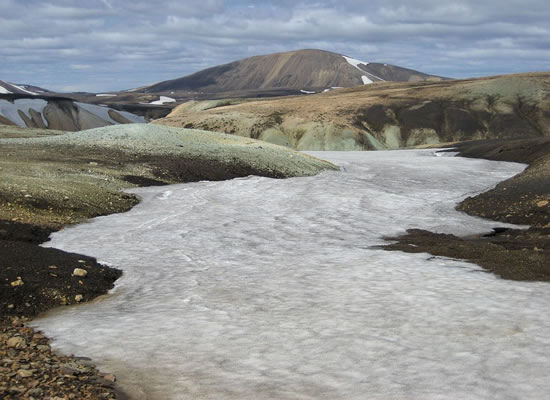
0,86,12,94
34,151,550,400
96,93,116,97
0,98,48,126
147,96,176,105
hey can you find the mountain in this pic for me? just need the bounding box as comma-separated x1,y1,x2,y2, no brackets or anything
0,95,145,131
0,80,52,96
154,72,550,151
142,49,446,97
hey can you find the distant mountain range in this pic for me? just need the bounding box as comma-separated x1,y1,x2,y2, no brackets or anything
2,49,447,113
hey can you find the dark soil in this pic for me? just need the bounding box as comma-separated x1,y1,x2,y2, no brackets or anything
382,228,550,281
0,219,122,323
382,137,550,281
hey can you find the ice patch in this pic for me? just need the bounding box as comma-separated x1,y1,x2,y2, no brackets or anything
31,151,550,400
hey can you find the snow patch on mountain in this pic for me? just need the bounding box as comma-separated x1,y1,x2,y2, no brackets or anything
361,76,373,84
300,89,316,94
149,96,176,105
343,55,369,71
0,86,12,94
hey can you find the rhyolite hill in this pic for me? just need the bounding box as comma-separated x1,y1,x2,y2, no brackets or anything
155,72,550,151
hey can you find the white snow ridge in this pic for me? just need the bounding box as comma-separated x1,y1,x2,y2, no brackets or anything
31,151,550,400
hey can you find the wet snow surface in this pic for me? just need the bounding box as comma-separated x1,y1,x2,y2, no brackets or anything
34,151,550,400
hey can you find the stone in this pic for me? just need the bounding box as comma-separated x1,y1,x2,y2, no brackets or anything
75,294,84,302
7,336,26,349
37,345,50,352
17,368,33,378
10,277,24,287
72,268,88,277
27,388,43,396
536,200,549,207
103,373,116,382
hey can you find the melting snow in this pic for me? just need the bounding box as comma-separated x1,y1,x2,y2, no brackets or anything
31,151,550,400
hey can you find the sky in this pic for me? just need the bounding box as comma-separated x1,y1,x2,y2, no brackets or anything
1,0,549,92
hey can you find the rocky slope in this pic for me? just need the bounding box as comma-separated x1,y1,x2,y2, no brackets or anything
0,95,145,131
155,72,550,150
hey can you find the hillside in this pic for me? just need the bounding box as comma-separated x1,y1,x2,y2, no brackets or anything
143,49,444,97
154,72,550,150
0,95,145,131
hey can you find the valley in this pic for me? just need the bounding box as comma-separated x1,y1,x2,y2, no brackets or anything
1,45,550,400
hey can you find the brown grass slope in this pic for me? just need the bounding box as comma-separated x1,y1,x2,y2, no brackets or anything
155,72,550,150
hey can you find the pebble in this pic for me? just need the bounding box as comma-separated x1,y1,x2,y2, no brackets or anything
72,268,88,277
17,369,33,378
7,336,26,349
74,294,84,302
10,277,24,287
1,323,121,399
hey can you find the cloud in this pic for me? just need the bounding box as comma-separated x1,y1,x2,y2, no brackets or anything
0,0,548,91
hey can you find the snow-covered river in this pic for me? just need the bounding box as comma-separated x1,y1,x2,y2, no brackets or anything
34,151,550,400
